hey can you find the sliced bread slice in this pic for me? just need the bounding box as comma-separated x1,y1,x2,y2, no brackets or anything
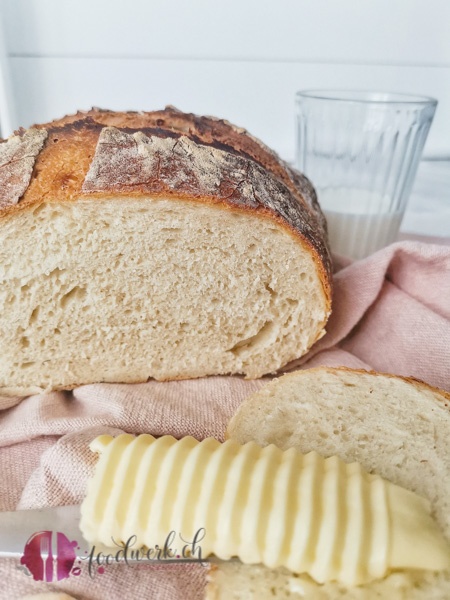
206,367,450,599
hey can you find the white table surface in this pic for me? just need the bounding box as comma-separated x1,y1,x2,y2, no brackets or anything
401,159,450,242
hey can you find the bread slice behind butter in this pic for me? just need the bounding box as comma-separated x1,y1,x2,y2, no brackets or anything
206,367,450,599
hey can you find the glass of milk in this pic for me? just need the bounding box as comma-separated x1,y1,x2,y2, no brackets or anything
295,91,437,260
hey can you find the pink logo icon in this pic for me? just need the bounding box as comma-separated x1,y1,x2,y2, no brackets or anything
20,531,79,581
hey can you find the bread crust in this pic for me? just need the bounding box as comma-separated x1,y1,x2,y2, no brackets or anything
34,106,327,228
0,107,332,309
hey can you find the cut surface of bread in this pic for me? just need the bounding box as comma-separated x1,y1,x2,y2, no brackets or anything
206,367,450,599
0,200,325,394
0,109,332,395
206,562,449,600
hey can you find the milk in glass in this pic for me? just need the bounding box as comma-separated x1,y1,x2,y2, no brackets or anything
319,187,403,260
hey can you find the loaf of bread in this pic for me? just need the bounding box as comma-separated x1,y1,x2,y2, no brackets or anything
0,108,332,396
207,367,450,599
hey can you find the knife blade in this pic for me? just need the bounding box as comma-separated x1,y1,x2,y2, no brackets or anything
0,505,88,560
0,505,222,567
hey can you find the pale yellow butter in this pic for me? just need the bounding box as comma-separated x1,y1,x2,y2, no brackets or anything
80,434,450,586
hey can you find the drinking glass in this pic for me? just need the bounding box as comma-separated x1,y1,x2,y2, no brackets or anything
295,90,437,259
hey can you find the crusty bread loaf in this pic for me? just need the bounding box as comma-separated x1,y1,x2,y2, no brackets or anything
0,108,332,395
206,367,450,599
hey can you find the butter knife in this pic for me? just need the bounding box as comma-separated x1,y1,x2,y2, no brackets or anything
0,505,215,567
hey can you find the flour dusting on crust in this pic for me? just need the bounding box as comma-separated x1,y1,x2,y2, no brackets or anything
0,129,48,208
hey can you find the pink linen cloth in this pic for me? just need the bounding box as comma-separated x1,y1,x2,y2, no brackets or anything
0,240,449,600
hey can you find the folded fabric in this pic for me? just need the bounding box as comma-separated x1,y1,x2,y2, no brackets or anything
0,241,449,600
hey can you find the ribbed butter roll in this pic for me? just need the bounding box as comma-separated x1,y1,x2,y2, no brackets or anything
80,434,450,585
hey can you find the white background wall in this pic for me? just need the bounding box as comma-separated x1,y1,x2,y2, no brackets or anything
1,0,450,160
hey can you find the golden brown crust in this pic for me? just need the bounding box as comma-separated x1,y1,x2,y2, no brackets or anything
39,107,329,244
0,118,101,216
0,108,332,308
34,106,325,223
